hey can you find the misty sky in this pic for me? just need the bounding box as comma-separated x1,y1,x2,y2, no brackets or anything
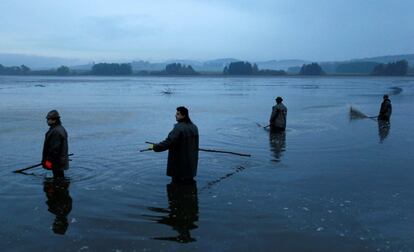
1,0,413,62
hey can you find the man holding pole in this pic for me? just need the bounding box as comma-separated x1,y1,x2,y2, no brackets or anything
42,110,69,178
150,106,199,185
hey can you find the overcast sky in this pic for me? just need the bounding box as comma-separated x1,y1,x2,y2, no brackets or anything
0,0,413,62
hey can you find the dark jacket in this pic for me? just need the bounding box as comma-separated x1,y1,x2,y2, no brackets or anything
42,124,69,170
154,122,199,179
269,103,287,130
378,98,392,121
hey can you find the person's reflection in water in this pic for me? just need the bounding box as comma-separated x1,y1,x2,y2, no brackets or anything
43,178,72,235
149,181,199,243
269,129,286,162
378,120,391,143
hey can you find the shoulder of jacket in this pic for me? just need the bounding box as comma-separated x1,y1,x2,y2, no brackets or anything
173,122,185,130
52,125,66,135
190,123,199,132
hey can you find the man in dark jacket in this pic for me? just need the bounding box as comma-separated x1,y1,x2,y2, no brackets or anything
152,107,199,184
42,110,69,178
269,96,288,131
378,95,392,122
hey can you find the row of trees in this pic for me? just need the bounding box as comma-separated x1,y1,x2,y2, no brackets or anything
299,63,325,75
296,61,409,76
91,63,132,75
1,60,411,76
165,63,198,75
371,60,408,76
88,63,199,75
0,64,71,76
223,61,286,75
0,62,197,76
0,64,30,75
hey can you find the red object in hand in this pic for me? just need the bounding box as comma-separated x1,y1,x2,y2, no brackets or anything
44,160,53,170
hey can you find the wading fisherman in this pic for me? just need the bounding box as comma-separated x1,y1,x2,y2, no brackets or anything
378,95,392,122
150,106,199,185
269,96,287,131
42,110,69,178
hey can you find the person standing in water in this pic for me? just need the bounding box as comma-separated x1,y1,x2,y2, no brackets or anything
378,95,392,122
269,96,288,131
150,106,199,185
42,110,69,178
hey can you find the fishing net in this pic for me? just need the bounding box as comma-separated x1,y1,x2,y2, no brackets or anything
349,106,370,120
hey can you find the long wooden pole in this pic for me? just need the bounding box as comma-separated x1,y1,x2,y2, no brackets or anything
144,142,250,157
13,163,42,173
13,153,74,173
198,148,251,157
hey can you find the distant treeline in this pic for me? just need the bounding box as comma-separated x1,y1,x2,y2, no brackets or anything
223,61,286,75
371,60,408,76
0,64,31,75
299,63,325,75
0,64,73,76
91,63,132,75
1,60,412,76
289,60,410,76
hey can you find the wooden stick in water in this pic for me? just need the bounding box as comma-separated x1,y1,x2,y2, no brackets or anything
256,122,270,129
13,153,74,173
199,148,251,157
13,163,42,173
145,142,250,157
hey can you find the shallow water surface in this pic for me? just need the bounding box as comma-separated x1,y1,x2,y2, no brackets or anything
1,76,414,251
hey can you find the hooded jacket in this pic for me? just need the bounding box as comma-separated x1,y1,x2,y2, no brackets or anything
154,121,199,179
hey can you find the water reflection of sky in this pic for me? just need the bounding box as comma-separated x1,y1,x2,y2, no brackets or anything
0,76,414,251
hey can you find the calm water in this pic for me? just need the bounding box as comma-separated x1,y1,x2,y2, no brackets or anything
0,76,413,251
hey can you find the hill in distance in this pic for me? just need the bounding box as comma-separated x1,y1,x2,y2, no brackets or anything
1,52,413,73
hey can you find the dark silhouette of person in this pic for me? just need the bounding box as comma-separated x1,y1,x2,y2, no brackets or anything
151,106,199,185
42,110,70,178
148,181,199,243
269,96,287,131
378,120,391,143
269,130,286,162
377,95,392,122
43,178,72,235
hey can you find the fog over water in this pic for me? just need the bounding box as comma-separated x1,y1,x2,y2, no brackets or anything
0,76,414,251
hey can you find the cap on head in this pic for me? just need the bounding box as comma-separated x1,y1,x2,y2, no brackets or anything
46,110,60,119
383,94,389,99
275,96,283,102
